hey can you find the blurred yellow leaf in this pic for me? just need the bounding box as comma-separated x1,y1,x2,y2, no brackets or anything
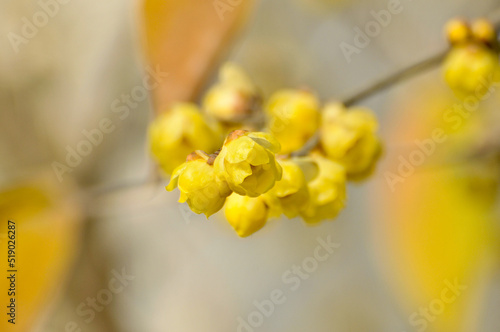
0,176,83,332
370,80,498,332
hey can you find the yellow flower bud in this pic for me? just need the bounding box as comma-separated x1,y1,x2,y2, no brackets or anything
203,63,260,123
266,89,320,154
149,103,223,174
166,151,231,217
301,154,346,224
443,43,499,98
319,103,382,180
444,18,470,45
264,158,318,218
224,193,268,237
214,130,282,197
214,130,281,197
471,18,497,45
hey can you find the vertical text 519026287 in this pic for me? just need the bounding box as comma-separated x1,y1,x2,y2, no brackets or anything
6,220,17,325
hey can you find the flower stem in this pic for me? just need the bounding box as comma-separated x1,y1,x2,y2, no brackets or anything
91,8,500,195
342,51,447,107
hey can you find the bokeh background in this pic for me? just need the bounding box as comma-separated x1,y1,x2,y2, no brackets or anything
1,0,500,331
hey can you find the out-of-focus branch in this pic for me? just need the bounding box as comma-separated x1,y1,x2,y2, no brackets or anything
342,51,447,107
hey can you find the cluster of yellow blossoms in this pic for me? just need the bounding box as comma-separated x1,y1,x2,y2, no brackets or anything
148,18,497,237
443,18,499,98
149,63,382,237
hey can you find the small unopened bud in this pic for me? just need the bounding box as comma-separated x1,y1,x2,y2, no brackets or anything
471,18,497,45
148,103,223,174
445,18,470,45
225,194,268,238
203,63,261,123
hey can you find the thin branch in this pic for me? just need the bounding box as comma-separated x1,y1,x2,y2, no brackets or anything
342,6,500,106
293,50,448,156
342,51,447,107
